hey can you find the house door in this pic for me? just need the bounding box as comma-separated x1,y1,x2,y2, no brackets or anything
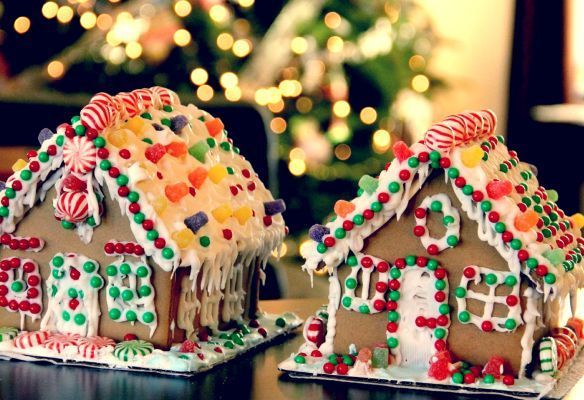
398,269,442,367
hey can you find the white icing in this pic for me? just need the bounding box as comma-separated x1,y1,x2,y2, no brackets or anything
0,257,43,328
341,254,389,313
414,193,461,252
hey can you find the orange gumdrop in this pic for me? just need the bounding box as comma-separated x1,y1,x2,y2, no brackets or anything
205,118,224,137
188,167,208,189
165,182,189,203
166,142,188,158
334,200,355,218
514,210,539,232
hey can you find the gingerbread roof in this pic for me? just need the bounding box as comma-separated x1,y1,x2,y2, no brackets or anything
0,88,286,285
302,110,584,299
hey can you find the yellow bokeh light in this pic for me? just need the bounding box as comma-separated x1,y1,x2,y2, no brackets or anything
270,117,287,134
233,39,252,57
217,32,234,50
299,239,313,258
47,60,65,79
108,46,126,64
190,68,208,85
271,241,287,258
14,17,31,34
324,12,342,29
42,2,59,19
288,159,306,176
327,36,344,53
96,14,113,30
409,55,426,71
332,100,351,118
360,107,378,125
254,88,269,106
80,12,97,30
267,87,282,104
328,122,350,143
220,72,238,88
225,86,242,102
174,0,192,18
334,144,351,161
238,0,255,7
412,74,430,93
290,37,308,55
197,85,214,101
209,4,229,23
174,29,191,47
296,97,313,113
57,6,74,24
373,129,391,148
106,31,122,46
268,100,285,113
289,147,305,160
125,41,143,59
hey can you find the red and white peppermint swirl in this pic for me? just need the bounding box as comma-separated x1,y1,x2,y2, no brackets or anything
63,136,97,174
151,86,179,107
77,336,116,359
133,88,154,109
424,110,497,154
56,191,90,223
117,91,140,117
43,333,81,353
14,330,50,349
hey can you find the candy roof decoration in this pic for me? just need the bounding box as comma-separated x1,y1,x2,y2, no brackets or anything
0,87,286,279
303,110,584,300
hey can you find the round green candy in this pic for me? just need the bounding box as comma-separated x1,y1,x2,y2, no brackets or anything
446,235,459,247
109,286,120,298
545,273,556,284
462,185,474,196
223,341,234,349
430,200,442,212
328,354,339,365
510,239,522,250
405,255,416,266
0,207,8,218
481,201,492,212
11,281,24,292
427,259,438,270
438,304,450,315
139,285,152,297
142,312,155,324
484,374,495,384
359,304,370,314
357,188,364,196
388,182,401,193
74,124,86,136
90,276,103,289
5,188,15,199
452,372,464,384
504,275,517,286
443,215,455,225
133,212,145,224
146,230,159,241
390,268,401,279
68,288,78,298
387,337,399,348
119,263,131,275
163,105,173,112
161,118,172,127
447,168,459,179
200,236,211,247
52,256,65,267
56,134,64,145
455,287,467,298
136,266,149,278
71,115,81,124
121,290,134,302
371,201,382,212
494,222,506,233
116,174,129,186
526,258,538,269
347,256,358,267
106,265,118,276
141,112,152,120
294,355,306,364
429,151,441,162
408,157,419,168
93,137,106,147
353,214,364,225
317,243,327,254
38,152,49,162
206,138,216,148
345,278,357,289
109,308,121,320
61,220,75,229
126,310,137,321
52,269,64,279
389,291,400,301
435,280,446,291
485,273,498,285
162,247,175,259
220,142,231,151
342,296,352,308
275,317,286,327
335,228,346,239
83,261,96,273
99,160,111,171
62,311,71,321
388,311,399,322
74,313,86,325
127,191,139,202
342,354,354,366
505,318,517,330
458,311,470,323
434,328,446,340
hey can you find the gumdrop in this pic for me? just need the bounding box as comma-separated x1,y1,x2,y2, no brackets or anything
172,228,196,249
108,129,130,148
62,175,87,192
188,167,208,189
460,145,484,168
358,175,379,194
165,142,188,158
179,340,198,353
357,348,372,363
124,116,146,135
145,143,167,164
514,209,538,231
12,159,27,172
371,346,389,369
571,213,584,229
543,249,565,266
170,115,189,132
38,128,54,144
392,141,413,163
165,182,189,203
212,204,233,223
184,211,208,233
264,199,286,216
208,165,228,184
308,224,329,243
188,140,210,163
547,189,559,202
482,356,508,379
151,196,168,214
233,206,253,225
486,179,513,199
428,358,450,381
334,200,355,218
205,118,225,137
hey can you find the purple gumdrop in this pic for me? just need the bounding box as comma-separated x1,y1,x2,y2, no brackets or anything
184,211,209,233
264,199,286,216
170,115,189,132
0,181,5,191
309,224,330,243
152,123,164,131
38,128,54,144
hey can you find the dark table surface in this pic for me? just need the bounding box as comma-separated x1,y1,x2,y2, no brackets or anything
0,298,583,400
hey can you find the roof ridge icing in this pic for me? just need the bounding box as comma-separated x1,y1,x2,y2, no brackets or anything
303,110,583,301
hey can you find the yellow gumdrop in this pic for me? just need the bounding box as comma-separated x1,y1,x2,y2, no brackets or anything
152,196,168,214
123,116,147,136
571,213,584,229
460,145,484,168
12,159,27,172
233,206,253,225
107,129,130,148
212,204,233,223
172,228,196,249
208,165,228,184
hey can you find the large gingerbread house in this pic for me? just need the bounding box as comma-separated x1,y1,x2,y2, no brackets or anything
0,87,298,374
280,110,584,396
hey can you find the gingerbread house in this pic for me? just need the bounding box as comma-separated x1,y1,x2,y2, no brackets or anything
280,110,584,395
0,87,298,374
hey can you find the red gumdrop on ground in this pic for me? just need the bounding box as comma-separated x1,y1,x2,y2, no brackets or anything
392,141,414,163
482,355,509,379
428,358,450,381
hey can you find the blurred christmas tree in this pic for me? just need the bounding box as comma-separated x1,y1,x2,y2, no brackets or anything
0,0,437,243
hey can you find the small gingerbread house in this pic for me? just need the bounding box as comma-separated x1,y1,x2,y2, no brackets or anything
0,87,290,370
295,110,584,382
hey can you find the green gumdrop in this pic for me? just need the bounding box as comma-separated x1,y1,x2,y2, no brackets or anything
543,249,565,266
371,347,389,369
358,175,379,195
188,140,210,163
547,189,559,202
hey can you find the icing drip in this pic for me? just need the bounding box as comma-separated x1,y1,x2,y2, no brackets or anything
519,287,541,377
177,277,201,340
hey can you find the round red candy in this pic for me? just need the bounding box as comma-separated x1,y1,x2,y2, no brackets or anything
23,262,36,273
394,258,406,269
375,282,388,292
506,295,518,306
414,208,426,219
464,373,476,384
336,363,349,375
415,316,426,327
378,193,390,203
502,375,515,386
19,301,30,311
416,257,428,267
124,333,138,341
463,267,476,279
69,268,80,280
311,350,322,357
418,152,429,162
399,170,410,181
154,238,166,249
439,158,451,168
426,318,437,329
363,209,374,220
27,288,39,299
324,237,335,247
437,315,449,326
377,261,389,273
427,244,439,255
386,301,398,311
323,362,335,374
114,243,124,254
30,303,41,314
386,322,398,333
434,268,446,279
373,299,386,311
535,265,548,277
413,226,425,237
361,257,373,268
104,243,115,254
119,149,131,159
434,339,447,351
343,220,354,231
481,321,493,332
434,291,446,302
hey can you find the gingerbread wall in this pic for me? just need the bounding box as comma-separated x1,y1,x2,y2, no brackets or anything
332,173,545,373
0,187,174,348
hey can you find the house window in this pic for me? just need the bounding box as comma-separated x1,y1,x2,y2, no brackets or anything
340,253,390,314
0,257,43,327
413,194,461,255
455,265,522,332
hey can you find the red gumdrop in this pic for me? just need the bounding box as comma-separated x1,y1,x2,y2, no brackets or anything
486,179,513,200
165,142,188,158
311,350,322,357
502,375,515,386
428,358,450,381
392,141,414,163
179,340,198,353
145,143,167,163
483,356,508,379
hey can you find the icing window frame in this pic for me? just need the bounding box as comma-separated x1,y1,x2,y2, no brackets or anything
0,257,43,327
414,193,461,255
341,253,390,314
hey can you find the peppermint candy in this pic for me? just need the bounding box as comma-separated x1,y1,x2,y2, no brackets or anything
77,336,116,359
63,136,97,174
14,330,50,349
55,191,90,223
80,99,113,132
133,88,154,109
0,326,19,342
43,332,81,353
117,91,140,118
113,339,154,362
